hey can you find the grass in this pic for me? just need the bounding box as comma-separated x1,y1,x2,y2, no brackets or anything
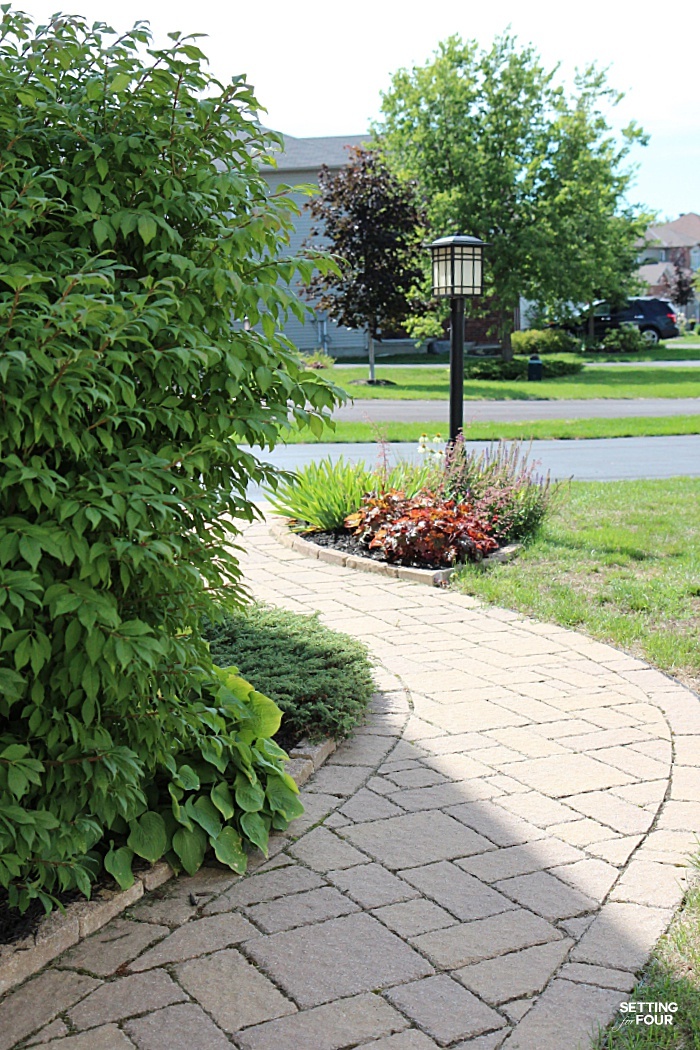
286,415,700,444
322,365,700,401
333,340,700,366
452,478,700,695
593,884,700,1048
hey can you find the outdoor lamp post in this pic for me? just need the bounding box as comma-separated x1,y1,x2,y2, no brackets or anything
429,234,487,443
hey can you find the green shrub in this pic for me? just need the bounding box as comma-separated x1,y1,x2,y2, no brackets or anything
512,328,581,354
0,13,342,913
268,458,374,531
599,325,647,352
303,348,336,369
464,357,583,380
268,456,436,531
205,606,375,744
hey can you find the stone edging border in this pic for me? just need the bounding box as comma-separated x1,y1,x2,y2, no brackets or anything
268,516,521,586
0,737,336,998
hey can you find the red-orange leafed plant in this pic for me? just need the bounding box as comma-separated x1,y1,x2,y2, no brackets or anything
345,491,498,567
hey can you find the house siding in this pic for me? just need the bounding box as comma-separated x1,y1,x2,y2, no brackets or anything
260,134,370,358
263,167,366,355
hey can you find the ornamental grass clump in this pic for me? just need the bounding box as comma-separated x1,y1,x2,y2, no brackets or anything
269,455,435,532
0,12,343,914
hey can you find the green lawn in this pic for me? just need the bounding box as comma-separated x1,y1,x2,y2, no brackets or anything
286,415,700,444
333,340,700,366
594,885,700,1048
453,478,700,695
327,365,700,400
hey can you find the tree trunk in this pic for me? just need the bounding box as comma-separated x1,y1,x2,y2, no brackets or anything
587,306,595,345
368,332,376,383
498,309,514,362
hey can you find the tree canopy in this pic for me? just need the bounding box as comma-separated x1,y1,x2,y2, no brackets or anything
377,34,650,355
304,147,425,379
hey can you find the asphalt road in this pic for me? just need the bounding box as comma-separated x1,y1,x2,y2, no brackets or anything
246,435,700,502
333,397,700,423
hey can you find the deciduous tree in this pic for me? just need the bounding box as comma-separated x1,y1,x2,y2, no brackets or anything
304,147,425,381
377,35,648,359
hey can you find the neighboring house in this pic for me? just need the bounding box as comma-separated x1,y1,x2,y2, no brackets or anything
260,131,368,357
639,212,700,272
638,261,676,297
638,213,700,318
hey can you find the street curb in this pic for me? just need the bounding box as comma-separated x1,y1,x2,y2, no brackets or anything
268,516,521,585
0,744,333,998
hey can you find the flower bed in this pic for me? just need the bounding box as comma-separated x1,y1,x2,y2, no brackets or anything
268,439,557,571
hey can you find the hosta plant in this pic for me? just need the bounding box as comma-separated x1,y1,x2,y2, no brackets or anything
0,11,341,913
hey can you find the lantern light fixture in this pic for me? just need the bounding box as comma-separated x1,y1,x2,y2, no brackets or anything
427,234,488,443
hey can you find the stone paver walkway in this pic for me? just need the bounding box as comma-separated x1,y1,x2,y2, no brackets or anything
2,514,700,1049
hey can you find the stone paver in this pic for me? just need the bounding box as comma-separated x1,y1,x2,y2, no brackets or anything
326,863,420,908
124,1003,231,1050
411,909,562,969
175,949,296,1032
499,978,624,1049
236,993,409,1050
40,1027,135,1049
128,913,256,970
456,940,573,1005
386,974,505,1044
245,913,434,1007
57,918,168,977
67,970,186,1030
4,512,698,1049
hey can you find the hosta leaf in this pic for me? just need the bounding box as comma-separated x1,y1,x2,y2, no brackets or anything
210,781,234,820
127,811,167,863
234,774,265,813
265,775,304,821
247,691,282,739
240,811,269,855
174,764,200,791
187,796,222,839
213,826,247,873
104,846,135,889
172,824,207,876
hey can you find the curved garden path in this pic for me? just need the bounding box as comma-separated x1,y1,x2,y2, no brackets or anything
2,512,700,1050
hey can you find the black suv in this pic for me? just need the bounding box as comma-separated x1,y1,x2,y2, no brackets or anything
574,298,679,345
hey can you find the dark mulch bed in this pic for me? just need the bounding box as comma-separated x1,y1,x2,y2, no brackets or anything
305,528,453,571
309,529,387,563
0,858,150,947
0,887,86,947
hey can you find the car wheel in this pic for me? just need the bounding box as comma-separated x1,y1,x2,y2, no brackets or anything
640,326,660,345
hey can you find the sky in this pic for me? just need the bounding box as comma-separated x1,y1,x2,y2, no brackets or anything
23,0,700,221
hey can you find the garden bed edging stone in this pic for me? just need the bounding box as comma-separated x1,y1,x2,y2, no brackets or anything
268,516,521,584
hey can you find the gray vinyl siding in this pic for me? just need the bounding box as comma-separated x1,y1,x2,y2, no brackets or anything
261,141,369,357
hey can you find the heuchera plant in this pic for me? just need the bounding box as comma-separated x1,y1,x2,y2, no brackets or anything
0,12,343,913
346,492,498,567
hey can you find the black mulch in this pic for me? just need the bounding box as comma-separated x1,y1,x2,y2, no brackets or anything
0,887,85,946
304,528,449,570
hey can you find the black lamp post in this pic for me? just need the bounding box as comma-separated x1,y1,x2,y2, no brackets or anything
429,234,487,443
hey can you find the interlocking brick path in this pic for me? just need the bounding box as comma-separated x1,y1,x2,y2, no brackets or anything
3,512,700,1049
